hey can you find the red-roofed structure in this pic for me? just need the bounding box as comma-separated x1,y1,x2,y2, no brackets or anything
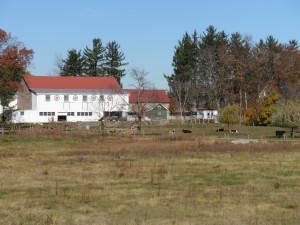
11,75,170,123
125,89,170,121
13,75,128,123
23,75,121,90
126,89,169,103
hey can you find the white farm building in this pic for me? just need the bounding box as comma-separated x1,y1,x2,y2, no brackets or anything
11,75,129,123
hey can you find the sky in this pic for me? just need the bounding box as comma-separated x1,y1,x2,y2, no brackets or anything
1,0,300,90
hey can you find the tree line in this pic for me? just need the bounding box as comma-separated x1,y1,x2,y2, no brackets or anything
166,25,300,126
58,38,128,85
2,26,300,129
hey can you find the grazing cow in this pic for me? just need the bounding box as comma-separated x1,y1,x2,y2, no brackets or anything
169,129,176,135
182,129,192,133
216,128,224,132
276,130,286,138
230,129,238,133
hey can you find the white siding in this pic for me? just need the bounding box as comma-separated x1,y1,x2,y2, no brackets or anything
32,93,37,110
12,90,129,123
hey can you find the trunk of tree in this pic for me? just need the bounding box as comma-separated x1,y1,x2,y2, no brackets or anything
1,105,6,126
291,127,295,138
216,100,221,115
137,116,142,134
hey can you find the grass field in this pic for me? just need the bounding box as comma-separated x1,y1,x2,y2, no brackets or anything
1,125,300,224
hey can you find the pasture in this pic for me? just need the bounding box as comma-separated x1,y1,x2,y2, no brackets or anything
0,124,300,224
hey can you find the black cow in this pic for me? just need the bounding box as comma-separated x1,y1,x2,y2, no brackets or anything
216,128,224,132
276,130,286,138
182,129,192,133
230,129,238,133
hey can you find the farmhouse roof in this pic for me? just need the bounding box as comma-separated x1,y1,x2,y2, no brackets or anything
126,89,169,103
23,75,121,90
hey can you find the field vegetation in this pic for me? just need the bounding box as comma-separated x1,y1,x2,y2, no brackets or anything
1,124,300,224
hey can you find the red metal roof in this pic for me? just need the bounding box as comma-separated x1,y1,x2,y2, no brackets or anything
23,75,121,90
126,89,169,103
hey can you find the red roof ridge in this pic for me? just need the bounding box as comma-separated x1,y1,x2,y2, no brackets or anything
126,89,169,103
23,75,121,90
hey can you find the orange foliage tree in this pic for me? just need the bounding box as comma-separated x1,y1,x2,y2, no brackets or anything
244,92,280,126
0,29,34,122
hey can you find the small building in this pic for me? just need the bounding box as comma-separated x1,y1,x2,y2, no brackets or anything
194,108,218,123
146,103,169,120
126,89,170,121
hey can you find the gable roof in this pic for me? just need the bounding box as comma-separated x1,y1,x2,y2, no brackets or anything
23,75,121,90
147,103,169,112
126,89,169,103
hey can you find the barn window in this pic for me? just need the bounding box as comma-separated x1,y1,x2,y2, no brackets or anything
45,95,50,102
99,95,104,101
64,95,69,102
83,95,87,102
20,111,24,116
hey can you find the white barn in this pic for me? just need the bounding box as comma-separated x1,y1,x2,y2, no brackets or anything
12,75,129,123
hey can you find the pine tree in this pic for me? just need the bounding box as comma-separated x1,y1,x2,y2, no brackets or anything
104,41,128,85
168,31,199,82
164,31,199,117
225,32,253,104
197,25,228,110
82,38,106,76
59,49,83,76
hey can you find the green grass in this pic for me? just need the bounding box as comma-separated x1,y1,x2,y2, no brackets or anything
1,128,300,224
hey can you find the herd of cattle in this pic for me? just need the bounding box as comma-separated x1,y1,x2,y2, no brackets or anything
169,128,287,138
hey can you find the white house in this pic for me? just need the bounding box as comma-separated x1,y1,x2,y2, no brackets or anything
193,108,218,123
12,75,129,123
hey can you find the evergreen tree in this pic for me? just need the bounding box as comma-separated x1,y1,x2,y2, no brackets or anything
83,38,106,76
104,41,128,85
225,33,253,104
168,31,199,82
197,25,228,110
59,49,83,76
164,31,199,117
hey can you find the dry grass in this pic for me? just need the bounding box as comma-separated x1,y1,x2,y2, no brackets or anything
0,131,300,224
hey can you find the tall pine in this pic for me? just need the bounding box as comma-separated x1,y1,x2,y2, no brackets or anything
59,49,83,76
104,41,128,85
83,38,106,76
197,25,228,110
164,31,199,116
225,33,253,104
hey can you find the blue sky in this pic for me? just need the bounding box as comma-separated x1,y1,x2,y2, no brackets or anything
1,0,300,89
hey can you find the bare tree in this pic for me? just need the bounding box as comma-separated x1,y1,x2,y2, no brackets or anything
88,87,128,131
168,78,193,119
128,67,154,133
